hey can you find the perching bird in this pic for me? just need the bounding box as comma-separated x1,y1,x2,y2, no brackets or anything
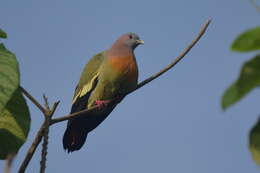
63,33,144,152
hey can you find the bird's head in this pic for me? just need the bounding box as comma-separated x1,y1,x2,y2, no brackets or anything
115,33,144,50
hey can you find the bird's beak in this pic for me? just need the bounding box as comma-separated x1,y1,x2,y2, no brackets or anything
136,39,144,45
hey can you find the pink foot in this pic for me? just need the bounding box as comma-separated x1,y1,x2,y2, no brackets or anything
95,100,111,109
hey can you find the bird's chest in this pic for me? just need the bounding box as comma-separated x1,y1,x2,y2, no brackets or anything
106,56,138,91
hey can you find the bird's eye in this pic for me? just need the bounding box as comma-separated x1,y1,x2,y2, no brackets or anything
129,35,133,39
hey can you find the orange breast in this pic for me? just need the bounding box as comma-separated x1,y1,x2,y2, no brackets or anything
108,55,138,82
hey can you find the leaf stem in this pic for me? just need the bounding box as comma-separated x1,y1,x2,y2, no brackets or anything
19,86,45,114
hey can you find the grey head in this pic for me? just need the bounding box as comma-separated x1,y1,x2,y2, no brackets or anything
113,32,144,50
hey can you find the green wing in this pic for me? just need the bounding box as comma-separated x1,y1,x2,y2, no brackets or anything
72,52,105,104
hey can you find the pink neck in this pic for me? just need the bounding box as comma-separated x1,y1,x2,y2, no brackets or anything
107,42,133,57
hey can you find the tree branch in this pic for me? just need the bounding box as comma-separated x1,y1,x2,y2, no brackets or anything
18,92,60,173
134,19,211,91
51,104,99,124
39,95,50,173
43,94,50,113
39,120,50,173
40,100,59,173
18,123,45,173
20,86,46,114
51,19,212,125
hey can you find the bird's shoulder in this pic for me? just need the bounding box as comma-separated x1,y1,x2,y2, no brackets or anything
72,51,106,103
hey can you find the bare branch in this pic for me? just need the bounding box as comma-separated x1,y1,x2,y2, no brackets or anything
18,101,60,173
51,104,99,124
50,101,60,116
43,94,50,112
51,19,212,125
18,123,45,173
40,119,50,173
134,19,211,91
40,101,59,173
19,86,46,114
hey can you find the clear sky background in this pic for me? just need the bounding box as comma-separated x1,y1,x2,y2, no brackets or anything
1,0,260,172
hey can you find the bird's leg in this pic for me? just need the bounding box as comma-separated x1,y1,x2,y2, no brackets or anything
94,95,125,109
95,100,111,109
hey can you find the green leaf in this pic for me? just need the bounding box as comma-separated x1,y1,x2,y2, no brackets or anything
0,43,20,114
0,29,7,39
231,26,260,52
0,89,30,159
249,117,260,165
221,54,260,110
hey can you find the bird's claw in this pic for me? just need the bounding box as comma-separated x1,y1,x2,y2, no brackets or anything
95,100,111,109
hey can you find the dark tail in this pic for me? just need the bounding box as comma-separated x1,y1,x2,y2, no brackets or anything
62,126,88,153
63,92,91,153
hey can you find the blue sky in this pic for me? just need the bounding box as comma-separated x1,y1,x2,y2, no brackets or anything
1,0,260,172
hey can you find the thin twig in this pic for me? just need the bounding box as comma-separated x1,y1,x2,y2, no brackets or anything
40,99,60,173
18,89,49,173
43,94,50,112
40,119,50,173
18,123,45,173
19,86,46,114
134,19,211,91
51,19,212,125
51,104,99,124
50,101,60,115
18,99,59,173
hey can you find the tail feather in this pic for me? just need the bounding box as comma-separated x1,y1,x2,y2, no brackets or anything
63,127,88,152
